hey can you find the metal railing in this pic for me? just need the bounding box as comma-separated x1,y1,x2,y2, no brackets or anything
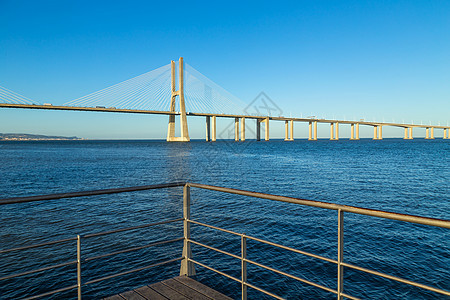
0,182,186,300
0,182,449,299
184,183,450,300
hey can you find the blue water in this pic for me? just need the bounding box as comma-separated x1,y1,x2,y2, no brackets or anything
0,139,449,299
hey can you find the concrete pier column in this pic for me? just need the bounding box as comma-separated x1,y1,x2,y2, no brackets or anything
167,57,190,142
285,120,289,141
264,117,269,141
379,126,383,140
234,118,239,141
351,124,355,140
404,127,413,140
426,127,430,139
431,127,434,139
206,116,210,141
179,58,190,142
356,123,360,140
240,117,246,141
290,120,294,140
444,128,449,139
336,122,339,140
256,120,261,141
373,126,378,140
314,121,318,140
211,116,216,142
330,123,335,140
308,122,312,140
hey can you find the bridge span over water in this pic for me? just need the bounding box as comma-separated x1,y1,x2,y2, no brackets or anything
1,57,449,141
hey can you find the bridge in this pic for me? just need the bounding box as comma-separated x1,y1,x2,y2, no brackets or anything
1,57,449,141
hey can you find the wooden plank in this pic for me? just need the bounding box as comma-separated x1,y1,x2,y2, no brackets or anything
134,285,168,300
160,278,211,300
120,290,147,300
103,295,125,300
149,282,189,300
173,276,233,300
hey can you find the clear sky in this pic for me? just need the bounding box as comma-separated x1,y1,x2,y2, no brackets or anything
1,0,449,139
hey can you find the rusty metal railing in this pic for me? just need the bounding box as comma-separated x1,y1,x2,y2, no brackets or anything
1,182,449,299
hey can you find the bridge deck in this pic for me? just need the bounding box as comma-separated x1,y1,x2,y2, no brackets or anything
103,276,232,300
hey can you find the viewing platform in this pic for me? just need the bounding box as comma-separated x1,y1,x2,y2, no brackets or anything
104,276,231,300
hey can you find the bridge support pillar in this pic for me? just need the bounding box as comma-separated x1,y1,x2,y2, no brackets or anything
240,117,245,141
404,127,413,140
372,126,382,140
285,121,289,141
309,122,312,140
356,123,360,140
330,123,335,140
309,121,318,141
425,127,435,139
260,117,269,141
314,121,318,140
284,120,294,141
211,116,216,141
336,122,339,140
290,120,294,140
350,124,354,140
206,116,210,141
235,118,239,141
167,57,190,142
444,128,449,139
256,120,261,141
264,117,270,141
330,122,339,140
373,126,382,140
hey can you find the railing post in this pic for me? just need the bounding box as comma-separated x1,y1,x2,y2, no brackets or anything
180,184,195,276
337,209,344,300
77,235,82,300
241,234,247,300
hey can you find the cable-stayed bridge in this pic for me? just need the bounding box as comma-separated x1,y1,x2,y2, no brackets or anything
1,57,449,141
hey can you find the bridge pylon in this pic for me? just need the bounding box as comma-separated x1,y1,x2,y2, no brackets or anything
167,57,190,142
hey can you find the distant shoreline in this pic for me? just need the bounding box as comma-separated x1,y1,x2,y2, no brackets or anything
0,133,82,141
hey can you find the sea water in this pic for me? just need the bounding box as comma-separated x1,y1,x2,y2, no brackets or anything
0,139,448,299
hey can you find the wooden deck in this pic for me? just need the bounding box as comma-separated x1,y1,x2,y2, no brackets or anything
103,276,233,300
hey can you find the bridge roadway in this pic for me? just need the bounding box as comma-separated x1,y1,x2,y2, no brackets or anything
1,103,449,141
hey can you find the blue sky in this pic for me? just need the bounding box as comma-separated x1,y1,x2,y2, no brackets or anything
1,0,449,139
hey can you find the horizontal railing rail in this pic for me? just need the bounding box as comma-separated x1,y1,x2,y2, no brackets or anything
188,183,450,228
1,182,449,299
0,182,186,205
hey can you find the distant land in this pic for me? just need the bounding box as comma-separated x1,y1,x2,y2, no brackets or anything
0,133,82,141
